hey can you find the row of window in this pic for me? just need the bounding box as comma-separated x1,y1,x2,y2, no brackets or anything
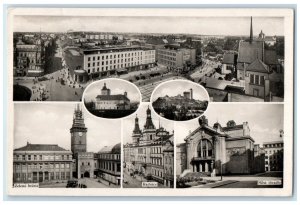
249,74,265,86
14,154,72,161
98,161,121,172
152,168,163,178
87,52,148,62
87,58,143,67
265,149,283,155
264,143,283,148
96,154,120,160
158,54,177,62
151,157,162,166
14,171,71,182
158,59,177,67
14,163,71,170
87,62,141,74
158,50,177,57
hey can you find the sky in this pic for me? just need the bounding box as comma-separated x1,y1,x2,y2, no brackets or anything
123,103,174,144
151,80,209,102
14,103,121,152
14,16,284,36
176,104,284,146
84,79,140,102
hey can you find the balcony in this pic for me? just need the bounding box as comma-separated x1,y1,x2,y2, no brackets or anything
192,156,214,161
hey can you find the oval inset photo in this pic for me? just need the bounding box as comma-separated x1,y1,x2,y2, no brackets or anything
83,78,141,119
150,80,209,121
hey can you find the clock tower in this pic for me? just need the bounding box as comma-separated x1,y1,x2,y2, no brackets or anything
70,104,87,155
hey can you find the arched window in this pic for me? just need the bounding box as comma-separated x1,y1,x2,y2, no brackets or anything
197,139,213,157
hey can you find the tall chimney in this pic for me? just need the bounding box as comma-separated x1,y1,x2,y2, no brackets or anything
250,16,253,43
190,88,193,100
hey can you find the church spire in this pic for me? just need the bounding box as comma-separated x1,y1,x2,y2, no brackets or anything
133,114,141,134
144,106,155,130
250,16,253,43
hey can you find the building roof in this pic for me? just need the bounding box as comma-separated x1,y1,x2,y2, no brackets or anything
237,41,264,63
246,58,269,73
222,124,243,131
14,143,68,152
223,53,236,64
98,143,121,154
96,94,129,101
264,50,278,65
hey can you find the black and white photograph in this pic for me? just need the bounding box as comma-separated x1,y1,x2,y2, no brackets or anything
151,80,209,121
123,104,174,188
176,104,284,188
13,103,121,188
6,7,293,197
12,14,284,103
83,79,141,118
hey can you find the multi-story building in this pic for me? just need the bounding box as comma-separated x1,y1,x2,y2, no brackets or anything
13,143,73,183
123,107,174,187
14,38,44,77
157,45,196,72
95,143,121,185
176,116,265,177
263,140,284,172
81,46,155,80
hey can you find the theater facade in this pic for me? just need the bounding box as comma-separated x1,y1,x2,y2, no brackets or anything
176,116,265,177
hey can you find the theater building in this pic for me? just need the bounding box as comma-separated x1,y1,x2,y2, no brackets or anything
82,46,156,79
176,116,265,176
13,143,73,183
123,107,174,187
95,143,121,185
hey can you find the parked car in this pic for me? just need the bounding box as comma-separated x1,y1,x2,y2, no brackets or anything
66,179,78,188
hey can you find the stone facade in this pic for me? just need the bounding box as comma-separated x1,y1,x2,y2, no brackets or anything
177,116,265,176
123,107,174,187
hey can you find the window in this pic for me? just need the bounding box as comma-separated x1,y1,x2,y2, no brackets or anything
28,155,31,160
255,75,259,85
88,57,91,61
197,139,213,157
260,76,265,85
250,74,254,84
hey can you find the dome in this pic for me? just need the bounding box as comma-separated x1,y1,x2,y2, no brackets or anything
111,143,121,154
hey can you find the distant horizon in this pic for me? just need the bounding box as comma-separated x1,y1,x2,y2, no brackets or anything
14,16,284,36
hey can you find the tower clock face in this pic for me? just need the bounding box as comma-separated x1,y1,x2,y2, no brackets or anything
78,132,83,137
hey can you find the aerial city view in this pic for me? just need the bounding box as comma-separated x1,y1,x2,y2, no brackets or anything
151,80,209,121
13,16,284,102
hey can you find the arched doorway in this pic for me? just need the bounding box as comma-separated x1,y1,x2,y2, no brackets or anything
84,171,90,178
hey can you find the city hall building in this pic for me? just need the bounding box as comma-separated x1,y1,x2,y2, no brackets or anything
80,46,156,80
176,116,265,177
123,107,174,187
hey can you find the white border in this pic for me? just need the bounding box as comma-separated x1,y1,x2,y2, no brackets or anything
6,8,294,196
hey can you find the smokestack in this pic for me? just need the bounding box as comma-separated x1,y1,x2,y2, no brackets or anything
190,88,193,100
250,16,253,43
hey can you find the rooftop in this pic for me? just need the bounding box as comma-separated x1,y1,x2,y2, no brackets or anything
14,143,68,152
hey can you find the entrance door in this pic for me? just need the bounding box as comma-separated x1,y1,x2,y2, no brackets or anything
38,172,43,182
84,171,90,178
33,172,37,182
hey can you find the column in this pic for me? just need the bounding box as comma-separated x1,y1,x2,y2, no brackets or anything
192,164,195,172
199,163,202,172
206,140,209,157
200,140,203,157
211,161,214,172
205,162,209,172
